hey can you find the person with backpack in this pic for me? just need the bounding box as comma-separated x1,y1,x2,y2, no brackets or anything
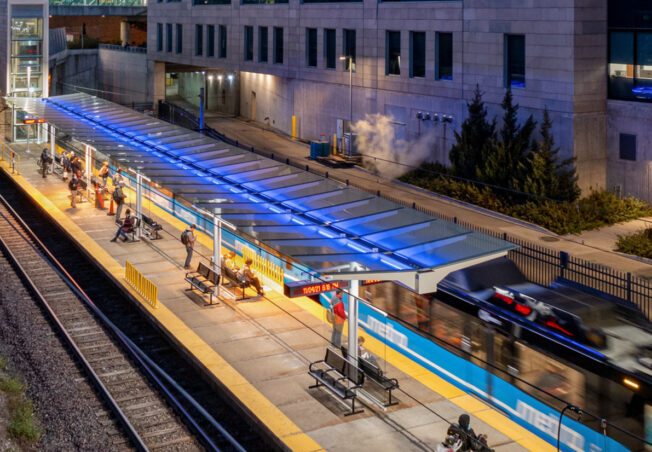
98,161,110,188
40,148,50,178
71,157,83,179
181,224,197,269
68,175,79,208
328,289,346,348
113,182,126,221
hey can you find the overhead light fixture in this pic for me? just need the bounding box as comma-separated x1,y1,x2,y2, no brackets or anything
624,378,639,390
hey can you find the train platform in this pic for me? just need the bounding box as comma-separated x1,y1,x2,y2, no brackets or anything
0,144,555,452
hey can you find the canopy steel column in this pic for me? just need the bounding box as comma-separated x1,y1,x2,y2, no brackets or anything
135,172,143,241
49,125,55,172
347,280,360,363
212,214,222,299
84,144,92,198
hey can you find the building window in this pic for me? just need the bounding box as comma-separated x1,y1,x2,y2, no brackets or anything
166,24,173,52
9,16,44,98
410,31,425,78
242,0,287,3
436,32,452,80
259,27,268,63
219,25,227,58
619,133,637,161
343,29,356,71
244,26,253,61
386,31,401,75
193,0,230,5
324,29,336,69
609,31,652,102
505,34,525,88
207,25,215,57
195,25,203,56
306,28,317,67
274,27,283,64
176,24,183,54
157,23,163,52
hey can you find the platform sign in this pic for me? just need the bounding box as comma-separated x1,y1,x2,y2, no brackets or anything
284,280,349,298
361,279,383,285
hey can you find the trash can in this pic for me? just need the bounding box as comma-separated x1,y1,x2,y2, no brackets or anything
310,140,329,159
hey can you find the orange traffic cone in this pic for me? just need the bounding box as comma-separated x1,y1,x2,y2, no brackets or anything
107,197,115,215
95,186,106,210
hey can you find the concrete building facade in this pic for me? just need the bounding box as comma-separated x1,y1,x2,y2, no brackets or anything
146,0,649,202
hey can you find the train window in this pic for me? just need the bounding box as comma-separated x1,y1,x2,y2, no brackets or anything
430,301,464,350
513,342,585,410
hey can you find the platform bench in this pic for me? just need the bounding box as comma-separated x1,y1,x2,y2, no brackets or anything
221,266,249,300
309,348,364,416
185,262,220,305
141,214,163,240
342,346,399,407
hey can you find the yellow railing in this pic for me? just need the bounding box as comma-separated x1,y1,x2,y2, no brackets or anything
0,143,21,175
125,261,159,308
242,247,284,286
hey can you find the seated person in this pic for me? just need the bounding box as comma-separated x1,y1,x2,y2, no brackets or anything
222,251,239,272
110,209,135,242
358,336,377,365
241,258,264,296
447,414,489,452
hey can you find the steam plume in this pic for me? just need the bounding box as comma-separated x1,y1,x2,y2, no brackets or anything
352,114,440,178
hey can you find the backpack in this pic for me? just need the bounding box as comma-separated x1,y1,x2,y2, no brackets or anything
326,304,335,324
112,187,124,203
181,230,189,245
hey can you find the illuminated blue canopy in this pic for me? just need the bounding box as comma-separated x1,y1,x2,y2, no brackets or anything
14,94,517,293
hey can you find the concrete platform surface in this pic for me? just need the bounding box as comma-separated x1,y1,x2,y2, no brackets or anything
0,146,555,452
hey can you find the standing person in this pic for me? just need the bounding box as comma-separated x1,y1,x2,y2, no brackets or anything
98,161,110,188
242,258,264,296
40,148,49,178
71,157,82,179
112,168,124,187
113,182,126,221
61,152,71,181
329,289,346,348
181,224,197,269
68,175,79,208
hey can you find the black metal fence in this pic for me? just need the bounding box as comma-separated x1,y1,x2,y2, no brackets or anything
157,100,652,319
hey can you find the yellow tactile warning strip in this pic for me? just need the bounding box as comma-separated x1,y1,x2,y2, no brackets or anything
0,165,324,452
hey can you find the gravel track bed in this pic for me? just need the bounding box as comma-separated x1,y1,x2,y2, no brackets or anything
0,254,123,451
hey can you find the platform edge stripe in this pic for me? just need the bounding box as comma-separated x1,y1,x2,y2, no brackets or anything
0,165,321,452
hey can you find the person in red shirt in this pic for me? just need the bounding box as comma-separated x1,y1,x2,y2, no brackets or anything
330,289,346,348
110,209,135,242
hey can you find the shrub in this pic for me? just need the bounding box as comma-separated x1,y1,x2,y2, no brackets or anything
399,168,652,234
616,229,652,259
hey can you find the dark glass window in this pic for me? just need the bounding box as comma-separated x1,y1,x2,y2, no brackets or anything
193,0,230,5
505,34,525,88
436,32,452,80
195,25,203,56
219,25,227,58
244,26,253,61
274,27,283,64
259,26,268,63
176,24,183,54
207,25,215,57
343,29,356,71
609,31,652,101
306,28,317,67
156,23,163,52
619,133,636,161
242,0,287,3
410,31,425,78
386,31,401,75
324,29,336,69
166,24,173,52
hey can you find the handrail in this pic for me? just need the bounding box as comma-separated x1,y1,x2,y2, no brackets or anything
50,0,147,6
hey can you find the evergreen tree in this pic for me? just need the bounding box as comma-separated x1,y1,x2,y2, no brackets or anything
449,85,495,180
524,108,580,202
480,89,536,190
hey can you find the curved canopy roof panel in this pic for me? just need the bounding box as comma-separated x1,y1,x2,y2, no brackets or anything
12,94,517,293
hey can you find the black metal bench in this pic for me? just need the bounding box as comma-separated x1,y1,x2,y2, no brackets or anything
141,214,163,240
221,266,249,300
309,348,364,416
342,346,399,407
185,262,220,305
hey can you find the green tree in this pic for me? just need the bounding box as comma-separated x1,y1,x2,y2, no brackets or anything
480,89,536,190
524,108,580,202
449,85,495,180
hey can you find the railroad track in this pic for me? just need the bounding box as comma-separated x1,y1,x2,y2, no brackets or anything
0,191,254,451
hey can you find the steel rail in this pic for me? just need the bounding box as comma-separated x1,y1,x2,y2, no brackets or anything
0,192,244,452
